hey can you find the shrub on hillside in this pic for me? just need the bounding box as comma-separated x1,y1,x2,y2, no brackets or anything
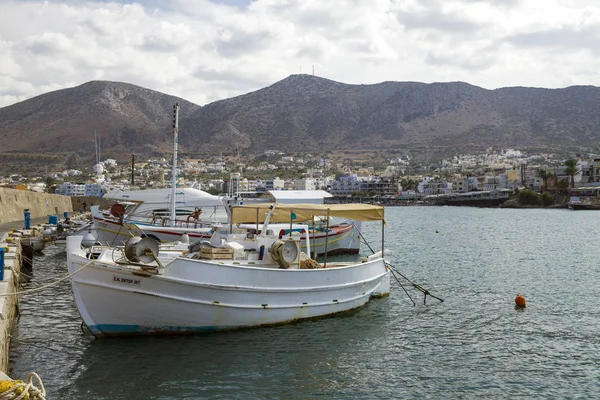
518,189,541,206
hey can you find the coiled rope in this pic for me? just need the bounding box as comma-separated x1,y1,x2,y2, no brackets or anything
0,372,46,399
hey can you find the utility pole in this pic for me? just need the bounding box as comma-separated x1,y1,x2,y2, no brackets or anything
131,154,135,185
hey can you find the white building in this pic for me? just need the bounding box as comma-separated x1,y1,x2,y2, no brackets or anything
265,177,285,191
292,178,317,191
56,183,86,196
85,183,104,197
329,174,361,195
56,182,104,197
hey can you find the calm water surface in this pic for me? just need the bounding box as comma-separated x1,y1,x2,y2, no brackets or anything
9,207,600,399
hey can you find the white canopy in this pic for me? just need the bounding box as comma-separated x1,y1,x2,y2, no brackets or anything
230,203,386,224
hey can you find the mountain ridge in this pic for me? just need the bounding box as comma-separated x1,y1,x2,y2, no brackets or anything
1,75,599,162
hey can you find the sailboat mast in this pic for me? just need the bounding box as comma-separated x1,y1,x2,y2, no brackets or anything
170,103,179,228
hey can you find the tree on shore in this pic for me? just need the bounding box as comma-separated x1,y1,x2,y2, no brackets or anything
537,169,550,192
557,178,569,194
44,177,57,193
541,191,554,206
400,178,418,191
564,159,579,188
518,189,541,206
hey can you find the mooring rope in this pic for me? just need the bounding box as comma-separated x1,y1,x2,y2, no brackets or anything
0,259,95,297
386,262,444,305
351,223,444,305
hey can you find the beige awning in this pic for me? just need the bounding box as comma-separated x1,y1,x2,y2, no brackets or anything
230,203,386,224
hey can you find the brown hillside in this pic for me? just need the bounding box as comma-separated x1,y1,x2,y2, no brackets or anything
1,75,600,162
0,81,199,156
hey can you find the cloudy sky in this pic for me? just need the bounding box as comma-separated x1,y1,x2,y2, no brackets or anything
1,0,599,107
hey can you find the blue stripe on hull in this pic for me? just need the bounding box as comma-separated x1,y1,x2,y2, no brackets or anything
90,324,225,337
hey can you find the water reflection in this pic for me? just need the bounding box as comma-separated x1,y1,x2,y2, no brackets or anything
62,302,389,399
9,208,600,399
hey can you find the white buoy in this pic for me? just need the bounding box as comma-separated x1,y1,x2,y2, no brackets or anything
180,233,190,244
31,238,45,252
82,232,97,248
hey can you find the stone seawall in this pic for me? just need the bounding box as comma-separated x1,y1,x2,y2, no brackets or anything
0,188,73,224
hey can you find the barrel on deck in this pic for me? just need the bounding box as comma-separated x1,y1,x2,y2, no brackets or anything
48,215,59,225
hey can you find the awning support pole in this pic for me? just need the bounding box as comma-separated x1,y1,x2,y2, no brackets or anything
324,210,330,268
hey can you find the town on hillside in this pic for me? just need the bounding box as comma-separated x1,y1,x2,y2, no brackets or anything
0,148,596,207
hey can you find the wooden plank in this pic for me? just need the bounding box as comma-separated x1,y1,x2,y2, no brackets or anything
200,246,234,254
199,252,233,260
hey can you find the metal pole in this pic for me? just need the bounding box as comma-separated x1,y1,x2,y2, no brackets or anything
131,153,135,185
311,215,316,259
381,209,385,257
0,247,4,281
324,210,330,267
169,103,179,228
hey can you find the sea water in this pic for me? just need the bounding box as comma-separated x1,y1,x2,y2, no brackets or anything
9,207,600,399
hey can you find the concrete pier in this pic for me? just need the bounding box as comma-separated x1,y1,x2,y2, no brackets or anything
0,217,51,373
0,238,20,373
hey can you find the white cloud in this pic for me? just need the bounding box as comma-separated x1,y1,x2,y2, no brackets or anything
1,0,600,107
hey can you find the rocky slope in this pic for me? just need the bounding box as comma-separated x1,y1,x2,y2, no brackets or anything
1,75,600,161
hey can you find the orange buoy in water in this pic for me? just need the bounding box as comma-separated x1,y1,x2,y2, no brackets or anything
515,294,526,308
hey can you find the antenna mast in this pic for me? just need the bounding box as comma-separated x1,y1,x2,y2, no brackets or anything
169,103,179,228
94,130,100,165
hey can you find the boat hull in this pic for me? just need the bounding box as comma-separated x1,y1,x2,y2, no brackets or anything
569,203,600,210
68,251,389,337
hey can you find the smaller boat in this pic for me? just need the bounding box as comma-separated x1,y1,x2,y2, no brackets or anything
425,189,512,207
91,201,362,256
567,196,600,210
67,202,390,337
42,216,95,245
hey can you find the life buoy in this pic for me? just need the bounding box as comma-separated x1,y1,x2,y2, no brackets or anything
110,203,126,218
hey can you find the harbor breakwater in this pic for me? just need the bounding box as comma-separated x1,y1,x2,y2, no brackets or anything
0,188,73,224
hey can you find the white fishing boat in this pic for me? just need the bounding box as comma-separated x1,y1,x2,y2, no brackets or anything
67,202,390,337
